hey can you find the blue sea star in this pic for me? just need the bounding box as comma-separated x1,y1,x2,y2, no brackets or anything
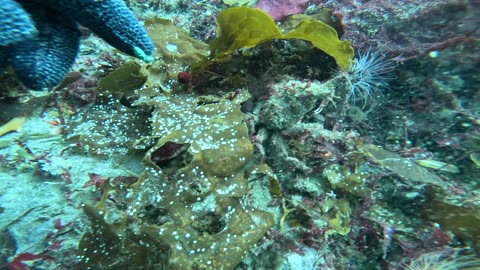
0,0,154,90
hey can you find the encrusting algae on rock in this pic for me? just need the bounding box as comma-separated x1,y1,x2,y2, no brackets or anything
76,91,274,269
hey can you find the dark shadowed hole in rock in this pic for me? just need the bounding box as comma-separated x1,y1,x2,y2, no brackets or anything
138,204,172,226
149,141,192,172
188,179,210,196
191,212,226,235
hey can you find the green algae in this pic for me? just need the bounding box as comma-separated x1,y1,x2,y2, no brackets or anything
361,144,450,190
323,163,369,197
322,197,352,236
210,7,354,69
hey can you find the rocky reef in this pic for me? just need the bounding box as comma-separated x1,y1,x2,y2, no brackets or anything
1,2,479,270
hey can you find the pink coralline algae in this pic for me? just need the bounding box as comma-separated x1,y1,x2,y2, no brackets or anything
255,0,311,21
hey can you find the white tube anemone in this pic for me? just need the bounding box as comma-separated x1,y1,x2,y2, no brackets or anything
344,47,398,108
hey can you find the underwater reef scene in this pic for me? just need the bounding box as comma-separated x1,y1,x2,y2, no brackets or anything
0,0,480,269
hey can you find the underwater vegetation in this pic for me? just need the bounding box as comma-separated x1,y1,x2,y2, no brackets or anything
209,6,354,69
69,6,357,269
0,1,479,270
